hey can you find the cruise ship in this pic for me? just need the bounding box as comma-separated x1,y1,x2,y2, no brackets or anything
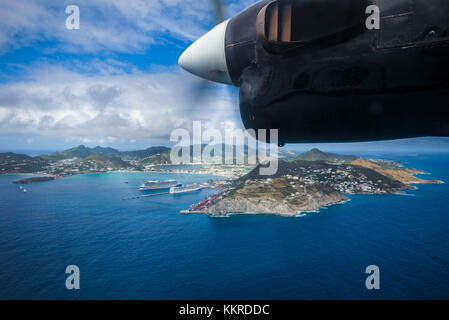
169,183,202,194
138,179,178,191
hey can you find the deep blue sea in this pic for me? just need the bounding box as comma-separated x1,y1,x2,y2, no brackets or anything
0,153,449,300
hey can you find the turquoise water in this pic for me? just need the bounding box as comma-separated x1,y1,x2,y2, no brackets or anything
0,153,448,299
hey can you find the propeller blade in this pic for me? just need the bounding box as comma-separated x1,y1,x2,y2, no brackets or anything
213,0,225,23
180,1,228,110
183,75,237,115
191,79,215,106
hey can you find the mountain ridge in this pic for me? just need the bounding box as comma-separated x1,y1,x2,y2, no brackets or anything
39,145,171,161
293,148,358,162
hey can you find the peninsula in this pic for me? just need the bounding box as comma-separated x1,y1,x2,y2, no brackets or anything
1,146,442,216
183,149,443,217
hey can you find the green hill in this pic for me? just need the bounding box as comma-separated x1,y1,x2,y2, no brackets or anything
138,144,298,166
139,150,172,165
0,152,49,173
75,153,133,169
91,146,122,157
40,145,170,161
294,148,358,162
122,146,171,159
40,145,122,160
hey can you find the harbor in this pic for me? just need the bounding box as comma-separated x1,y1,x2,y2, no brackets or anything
180,189,231,214
122,178,227,201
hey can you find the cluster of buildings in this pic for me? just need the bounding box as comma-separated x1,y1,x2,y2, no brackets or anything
282,165,386,194
239,164,388,196
148,164,253,179
45,158,135,176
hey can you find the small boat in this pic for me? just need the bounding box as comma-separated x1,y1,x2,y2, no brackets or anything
170,183,201,194
23,189,27,193
138,179,177,191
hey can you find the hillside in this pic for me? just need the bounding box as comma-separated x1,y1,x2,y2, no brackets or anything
138,144,298,166
0,152,49,173
74,154,133,170
139,150,171,165
41,145,170,161
351,158,443,184
91,146,123,157
189,149,443,216
0,150,137,175
294,148,358,162
39,145,102,160
236,159,404,192
208,178,346,216
122,146,171,160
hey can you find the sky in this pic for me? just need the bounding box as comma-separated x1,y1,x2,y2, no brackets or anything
0,0,448,153
0,0,256,150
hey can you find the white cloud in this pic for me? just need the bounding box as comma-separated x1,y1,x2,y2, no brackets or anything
0,62,242,142
0,107,12,123
0,0,261,146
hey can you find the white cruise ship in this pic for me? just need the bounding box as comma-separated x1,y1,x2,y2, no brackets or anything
138,179,177,191
169,183,201,194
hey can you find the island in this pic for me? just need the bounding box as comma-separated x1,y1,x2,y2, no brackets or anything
0,144,290,180
1,146,443,215
181,149,443,217
12,176,59,184
0,145,167,178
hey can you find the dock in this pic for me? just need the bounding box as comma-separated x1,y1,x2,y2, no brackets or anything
180,210,205,214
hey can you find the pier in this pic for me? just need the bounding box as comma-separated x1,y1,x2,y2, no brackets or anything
180,210,204,214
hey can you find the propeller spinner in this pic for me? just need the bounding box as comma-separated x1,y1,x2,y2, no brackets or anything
178,0,233,85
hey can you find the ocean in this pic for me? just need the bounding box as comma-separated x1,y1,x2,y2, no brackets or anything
0,153,448,299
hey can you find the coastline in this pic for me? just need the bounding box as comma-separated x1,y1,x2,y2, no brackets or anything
189,198,354,218
181,157,444,217
7,169,228,184
3,149,445,217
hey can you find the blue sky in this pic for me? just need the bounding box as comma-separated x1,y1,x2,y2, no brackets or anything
0,0,255,150
0,0,448,153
